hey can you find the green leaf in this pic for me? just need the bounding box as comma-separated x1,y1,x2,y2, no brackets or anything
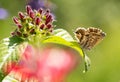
83,54,91,73
43,36,84,57
53,29,74,41
45,28,91,72
53,29,91,72
0,37,27,80
8,36,24,46
53,29,84,56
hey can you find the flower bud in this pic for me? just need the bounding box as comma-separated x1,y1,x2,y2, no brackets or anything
40,24,45,29
11,32,15,36
30,29,35,34
38,8,43,14
29,10,35,19
47,24,52,29
17,24,22,29
36,17,41,25
26,5,32,15
18,12,24,20
45,15,52,25
16,31,21,36
46,9,50,14
13,17,19,24
45,9,50,18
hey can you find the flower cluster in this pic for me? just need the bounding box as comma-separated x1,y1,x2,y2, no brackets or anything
11,5,54,38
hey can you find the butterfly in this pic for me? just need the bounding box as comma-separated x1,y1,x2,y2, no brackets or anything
75,27,106,50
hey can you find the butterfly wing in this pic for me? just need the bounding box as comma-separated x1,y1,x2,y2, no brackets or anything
75,27,106,50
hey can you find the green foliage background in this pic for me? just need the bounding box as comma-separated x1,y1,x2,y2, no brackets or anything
0,0,120,82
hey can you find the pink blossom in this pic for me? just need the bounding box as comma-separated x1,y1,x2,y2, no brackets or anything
12,45,80,82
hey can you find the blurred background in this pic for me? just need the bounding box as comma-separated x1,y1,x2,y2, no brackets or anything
0,0,120,82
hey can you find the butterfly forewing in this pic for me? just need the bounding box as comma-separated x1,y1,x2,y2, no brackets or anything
75,27,106,50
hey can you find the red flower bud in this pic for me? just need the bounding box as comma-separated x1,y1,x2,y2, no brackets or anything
40,24,45,29
30,29,35,34
16,31,21,36
38,8,43,14
11,32,15,36
17,24,22,29
26,5,32,15
47,15,52,19
29,10,35,19
35,17,41,25
18,12,24,20
13,17,19,24
45,9,50,18
46,9,50,13
47,24,52,29
45,15,52,25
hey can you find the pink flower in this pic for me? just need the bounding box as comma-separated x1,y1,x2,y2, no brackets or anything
12,44,80,82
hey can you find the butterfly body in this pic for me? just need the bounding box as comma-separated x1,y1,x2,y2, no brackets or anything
75,27,106,50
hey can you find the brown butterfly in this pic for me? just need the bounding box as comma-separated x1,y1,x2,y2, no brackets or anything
75,27,106,50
